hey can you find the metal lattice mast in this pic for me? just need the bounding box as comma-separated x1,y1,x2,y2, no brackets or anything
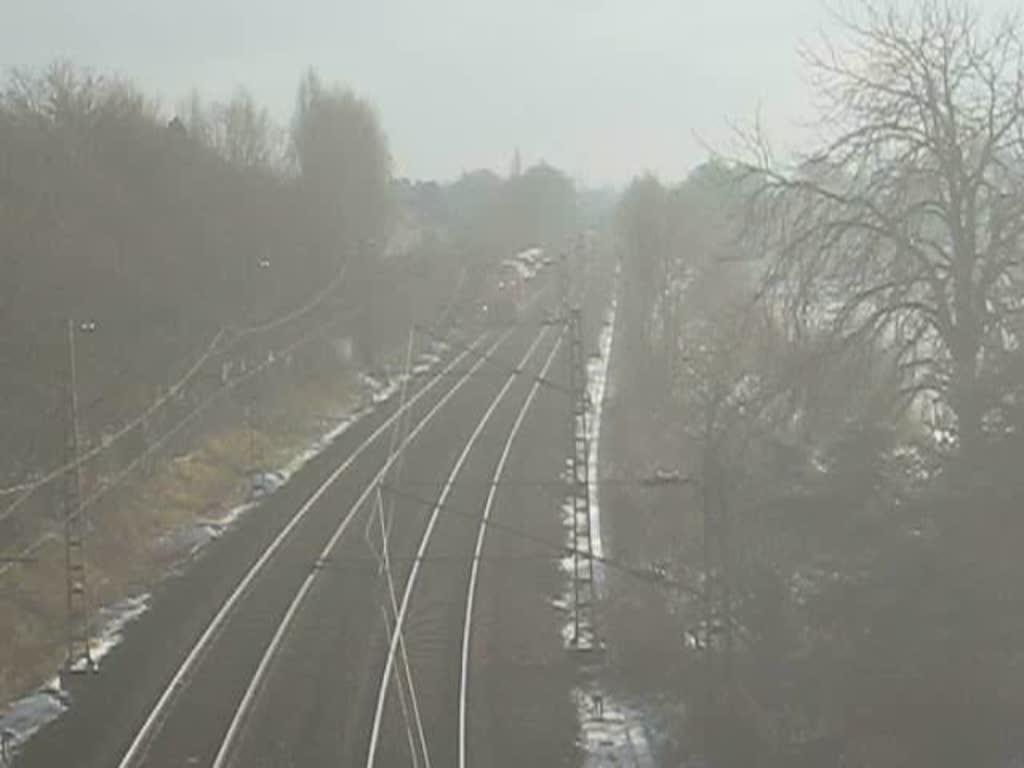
567,306,596,649
63,319,93,674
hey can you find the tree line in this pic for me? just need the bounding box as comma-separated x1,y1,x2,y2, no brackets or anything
0,64,390,475
0,59,585,705
615,2,1024,765
0,61,580,483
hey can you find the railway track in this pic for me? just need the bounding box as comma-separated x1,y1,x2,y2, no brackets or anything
17,273,574,768
457,331,564,768
208,327,545,768
363,325,557,767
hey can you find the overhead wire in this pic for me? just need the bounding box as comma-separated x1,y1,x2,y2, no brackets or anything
413,322,574,398
0,262,349,520
0,328,226,511
363,327,432,767
71,302,354,524
228,263,348,340
1,301,355,574
378,483,706,602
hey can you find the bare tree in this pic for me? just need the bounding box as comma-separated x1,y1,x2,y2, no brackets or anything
741,0,1024,464
210,88,283,171
290,70,393,367
292,69,392,250
617,175,672,375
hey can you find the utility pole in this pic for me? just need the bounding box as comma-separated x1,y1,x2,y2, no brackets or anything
558,250,570,311
700,449,718,753
567,306,597,651
246,397,257,476
246,257,272,490
246,380,264,483
358,238,377,374
698,426,738,761
1,728,14,767
63,318,94,677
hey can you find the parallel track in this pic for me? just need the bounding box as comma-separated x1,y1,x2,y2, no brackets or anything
364,326,560,767
115,329,500,768
457,333,564,768
209,327,530,767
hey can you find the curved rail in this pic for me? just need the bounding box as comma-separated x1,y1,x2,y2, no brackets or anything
116,330,492,768
209,327,530,768
364,327,554,768
458,333,563,768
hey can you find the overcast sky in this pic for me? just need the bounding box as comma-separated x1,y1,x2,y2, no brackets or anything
3,0,880,186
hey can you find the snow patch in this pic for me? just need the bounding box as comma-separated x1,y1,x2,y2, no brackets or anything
91,594,150,665
585,294,616,588
0,679,67,762
558,292,655,765
574,686,656,768
0,595,149,760
0,340,455,756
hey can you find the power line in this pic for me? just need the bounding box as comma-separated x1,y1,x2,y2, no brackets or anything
380,476,696,491
378,483,705,602
0,262,350,513
413,322,574,398
567,305,597,649
71,304,354,524
0,304,357,575
229,263,348,340
0,534,58,580
0,329,226,511
0,270,499,576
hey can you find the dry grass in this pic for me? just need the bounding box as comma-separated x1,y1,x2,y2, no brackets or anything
0,366,365,708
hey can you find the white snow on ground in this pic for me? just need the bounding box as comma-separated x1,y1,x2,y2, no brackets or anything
564,293,656,767
0,593,151,759
586,296,616,585
0,340,451,759
362,344,445,405
91,594,150,665
0,679,67,762
576,687,657,768
361,372,402,405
